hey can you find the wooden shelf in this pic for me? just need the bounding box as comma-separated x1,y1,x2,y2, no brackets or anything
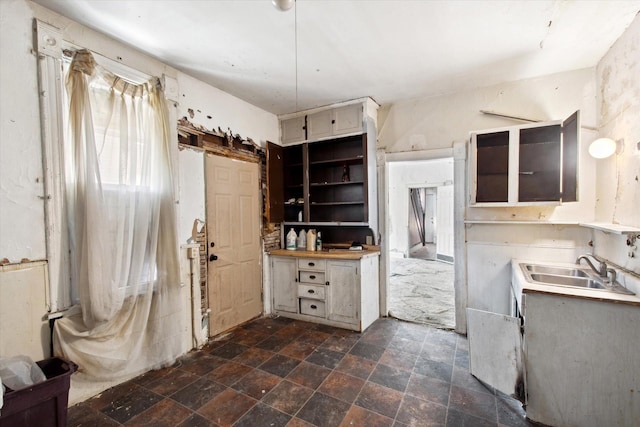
311,201,364,206
310,181,363,187
579,222,640,235
309,156,364,166
465,220,579,225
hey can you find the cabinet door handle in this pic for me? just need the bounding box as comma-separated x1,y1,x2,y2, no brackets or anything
295,278,298,282
310,304,317,309
308,262,315,267
325,281,330,286
308,289,315,294
331,119,335,124
310,275,316,279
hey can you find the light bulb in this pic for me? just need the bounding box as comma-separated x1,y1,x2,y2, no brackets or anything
272,0,294,11
588,138,618,159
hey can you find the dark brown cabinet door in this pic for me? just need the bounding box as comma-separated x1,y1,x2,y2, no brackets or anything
561,110,579,203
266,141,284,223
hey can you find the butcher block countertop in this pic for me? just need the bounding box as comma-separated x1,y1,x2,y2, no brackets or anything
269,248,380,260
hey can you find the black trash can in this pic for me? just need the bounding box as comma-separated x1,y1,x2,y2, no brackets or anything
0,357,77,427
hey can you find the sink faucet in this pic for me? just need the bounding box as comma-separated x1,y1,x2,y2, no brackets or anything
576,254,611,282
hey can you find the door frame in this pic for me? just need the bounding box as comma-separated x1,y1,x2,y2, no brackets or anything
377,143,467,334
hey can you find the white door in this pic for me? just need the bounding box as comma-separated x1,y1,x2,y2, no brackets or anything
467,308,525,402
424,189,436,243
206,154,262,336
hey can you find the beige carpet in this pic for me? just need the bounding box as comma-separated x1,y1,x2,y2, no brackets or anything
389,257,455,330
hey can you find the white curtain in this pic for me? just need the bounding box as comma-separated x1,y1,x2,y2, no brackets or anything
53,50,182,393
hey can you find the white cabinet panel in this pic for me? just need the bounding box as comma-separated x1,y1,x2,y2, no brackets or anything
306,110,333,140
467,308,524,401
270,253,379,331
327,260,359,325
332,104,363,136
271,256,297,313
281,116,306,145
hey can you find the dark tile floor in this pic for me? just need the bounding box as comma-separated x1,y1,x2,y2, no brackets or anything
67,316,537,427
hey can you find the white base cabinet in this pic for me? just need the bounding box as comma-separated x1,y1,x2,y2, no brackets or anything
270,253,379,332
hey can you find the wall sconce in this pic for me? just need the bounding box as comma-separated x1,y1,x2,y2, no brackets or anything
588,137,624,159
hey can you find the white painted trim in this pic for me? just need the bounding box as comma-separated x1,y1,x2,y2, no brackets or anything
36,21,69,312
380,146,465,332
278,96,378,121
386,147,453,162
453,141,468,334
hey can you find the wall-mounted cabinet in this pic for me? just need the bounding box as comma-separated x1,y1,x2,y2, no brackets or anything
267,134,370,225
308,135,368,223
469,111,579,206
281,116,307,145
270,99,378,236
307,104,363,141
279,101,369,146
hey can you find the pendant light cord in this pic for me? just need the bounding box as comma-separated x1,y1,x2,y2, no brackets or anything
294,0,298,111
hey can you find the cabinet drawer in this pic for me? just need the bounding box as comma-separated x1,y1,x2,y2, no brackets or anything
300,299,326,318
299,271,326,285
297,259,326,271
298,284,325,300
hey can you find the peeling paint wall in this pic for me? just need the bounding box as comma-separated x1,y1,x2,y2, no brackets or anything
177,73,278,147
594,13,640,277
0,0,47,262
0,0,277,379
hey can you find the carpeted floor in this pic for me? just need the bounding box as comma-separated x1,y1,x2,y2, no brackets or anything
389,257,455,330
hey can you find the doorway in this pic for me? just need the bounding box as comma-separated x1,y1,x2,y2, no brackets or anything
386,159,455,330
408,187,436,260
205,153,262,336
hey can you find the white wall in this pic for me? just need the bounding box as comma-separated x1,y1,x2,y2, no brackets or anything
387,159,454,256
593,14,640,281
0,0,278,398
379,67,600,326
0,0,47,262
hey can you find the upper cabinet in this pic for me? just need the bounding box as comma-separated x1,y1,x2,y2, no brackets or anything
307,104,363,140
281,116,307,145
280,101,367,145
269,98,379,231
469,111,579,206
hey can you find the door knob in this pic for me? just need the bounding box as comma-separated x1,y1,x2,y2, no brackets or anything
209,254,218,262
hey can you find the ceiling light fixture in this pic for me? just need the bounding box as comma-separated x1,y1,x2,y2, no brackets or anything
272,0,294,12
588,137,624,159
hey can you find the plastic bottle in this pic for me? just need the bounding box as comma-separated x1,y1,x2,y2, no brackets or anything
306,229,316,251
297,229,306,250
316,231,322,251
286,228,297,250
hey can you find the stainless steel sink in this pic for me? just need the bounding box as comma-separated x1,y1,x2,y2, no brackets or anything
528,273,606,289
525,265,588,278
519,263,635,295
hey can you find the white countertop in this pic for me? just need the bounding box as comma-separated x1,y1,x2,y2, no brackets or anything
511,259,640,308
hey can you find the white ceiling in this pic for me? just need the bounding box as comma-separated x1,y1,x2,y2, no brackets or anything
34,0,639,115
